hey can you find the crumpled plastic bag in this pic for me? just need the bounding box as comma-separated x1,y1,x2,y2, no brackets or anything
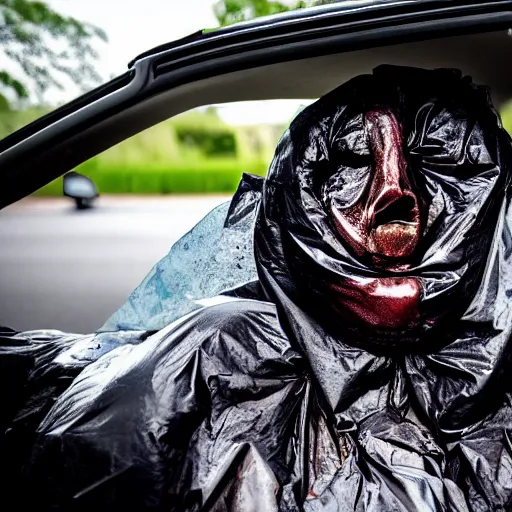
3,66,512,511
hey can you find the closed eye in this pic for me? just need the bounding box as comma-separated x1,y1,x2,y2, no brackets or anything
336,151,372,169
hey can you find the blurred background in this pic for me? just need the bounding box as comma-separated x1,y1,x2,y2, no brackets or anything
2,0,512,333
0,0,322,195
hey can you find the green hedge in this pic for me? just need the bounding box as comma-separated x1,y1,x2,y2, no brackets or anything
33,160,268,196
3,105,285,197
175,126,237,157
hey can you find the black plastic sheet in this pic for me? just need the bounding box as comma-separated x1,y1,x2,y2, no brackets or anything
3,66,512,511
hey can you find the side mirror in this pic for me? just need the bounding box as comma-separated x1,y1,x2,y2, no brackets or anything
63,172,99,210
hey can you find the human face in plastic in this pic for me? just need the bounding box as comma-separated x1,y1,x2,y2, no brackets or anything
323,107,422,271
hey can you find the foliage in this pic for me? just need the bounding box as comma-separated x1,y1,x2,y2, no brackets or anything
0,103,47,137
1,105,282,162
213,0,294,26
0,0,107,107
500,100,512,135
213,0,333,26
33,160,268,196
170,107,237,157
175,127,237,157
1,106,279,196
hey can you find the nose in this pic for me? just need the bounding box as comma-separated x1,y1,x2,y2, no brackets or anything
364,109,419,227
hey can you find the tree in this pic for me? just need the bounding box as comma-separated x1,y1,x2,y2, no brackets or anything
213,0,296,26
0,0,107,109
213,0,333,27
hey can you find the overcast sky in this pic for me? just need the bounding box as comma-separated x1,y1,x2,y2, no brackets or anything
45,0,309,124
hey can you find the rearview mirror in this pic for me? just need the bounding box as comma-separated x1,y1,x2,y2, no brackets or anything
63,172,99,209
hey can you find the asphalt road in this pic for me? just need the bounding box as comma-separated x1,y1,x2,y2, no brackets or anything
0,195,229,334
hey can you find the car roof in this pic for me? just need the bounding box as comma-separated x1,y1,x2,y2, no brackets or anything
128,0,420,67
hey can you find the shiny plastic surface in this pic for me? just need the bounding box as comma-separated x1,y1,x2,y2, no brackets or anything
100,175,260,332
3,66,512,511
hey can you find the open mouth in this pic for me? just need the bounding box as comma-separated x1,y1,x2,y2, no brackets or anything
371,195,420,260
373,195,419,227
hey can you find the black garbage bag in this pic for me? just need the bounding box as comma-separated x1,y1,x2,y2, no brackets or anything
3,65,512,512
